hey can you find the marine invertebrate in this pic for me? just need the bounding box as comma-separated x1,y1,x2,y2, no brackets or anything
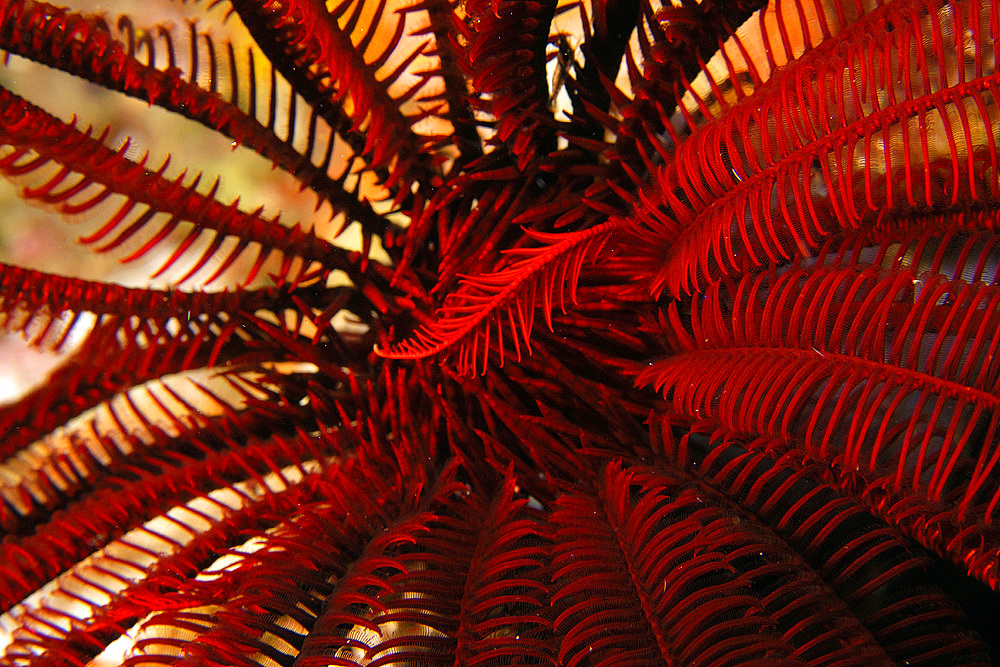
0,0,999,664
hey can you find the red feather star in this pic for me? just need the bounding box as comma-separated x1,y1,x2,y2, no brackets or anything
0,0,998,664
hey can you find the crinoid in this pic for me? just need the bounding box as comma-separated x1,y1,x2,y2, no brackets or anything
1,0,999,664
